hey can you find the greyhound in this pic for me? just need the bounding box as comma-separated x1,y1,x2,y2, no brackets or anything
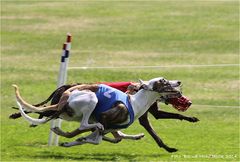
10,79,199,152
13,77,189,149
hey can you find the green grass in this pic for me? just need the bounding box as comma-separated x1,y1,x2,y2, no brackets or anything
1,0,239,161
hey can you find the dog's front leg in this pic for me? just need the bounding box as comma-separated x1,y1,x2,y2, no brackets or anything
155,110,199,122
148,103,199,122
102,131,144,143
112,131,144,140
139,111,178,153
103,135,122,143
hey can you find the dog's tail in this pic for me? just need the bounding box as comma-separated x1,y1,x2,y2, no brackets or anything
33,90,57,107
12,84,58,112
9,111,28,119
16,99,50,125
9,84,75,119
33,84,75,107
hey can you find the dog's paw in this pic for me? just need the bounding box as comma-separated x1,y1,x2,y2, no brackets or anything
189,117,200,122
60,142,71,147
51,127,58,132
135,133,145,140
114,138,122,143
96,123,104,131
51,127,61,135
9,112,21,119
29,124,37,127
76,137,87,142
166,147,178,153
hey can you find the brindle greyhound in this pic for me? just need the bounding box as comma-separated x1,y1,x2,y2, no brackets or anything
12,78,199,152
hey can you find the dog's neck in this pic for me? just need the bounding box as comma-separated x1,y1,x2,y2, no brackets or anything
130,89,159,119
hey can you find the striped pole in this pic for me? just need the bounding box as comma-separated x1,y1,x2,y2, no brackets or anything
48,33,72,146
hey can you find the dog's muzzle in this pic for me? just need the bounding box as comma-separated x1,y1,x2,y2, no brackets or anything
167,95,192,112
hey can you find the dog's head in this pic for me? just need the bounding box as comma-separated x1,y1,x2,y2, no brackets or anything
139,77,182,98
139,77,192,111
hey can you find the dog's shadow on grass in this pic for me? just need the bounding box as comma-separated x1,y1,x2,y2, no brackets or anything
26,148,165,161
15,142,167,161
33,152,140,161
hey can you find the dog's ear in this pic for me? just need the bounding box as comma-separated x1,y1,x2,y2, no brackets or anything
139,79,144,85
138,79,149,90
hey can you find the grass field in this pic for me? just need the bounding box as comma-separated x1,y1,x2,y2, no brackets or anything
1,0,239,161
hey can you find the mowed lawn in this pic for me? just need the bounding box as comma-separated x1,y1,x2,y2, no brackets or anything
1,1,239,161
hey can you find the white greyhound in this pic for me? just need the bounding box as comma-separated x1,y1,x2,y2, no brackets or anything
13,77,182,147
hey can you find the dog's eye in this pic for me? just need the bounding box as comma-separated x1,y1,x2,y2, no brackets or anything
159,79,166,83
161,79,169,85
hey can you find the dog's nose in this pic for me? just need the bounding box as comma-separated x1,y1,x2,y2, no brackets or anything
177,81,181,85
188,101,192,107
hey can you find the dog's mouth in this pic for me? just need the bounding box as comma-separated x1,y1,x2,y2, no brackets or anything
167,96,192,112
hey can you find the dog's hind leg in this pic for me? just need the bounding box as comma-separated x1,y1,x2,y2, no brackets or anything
61,129,102,147
51,90,103,139
68,90,104,131
51,127,92,138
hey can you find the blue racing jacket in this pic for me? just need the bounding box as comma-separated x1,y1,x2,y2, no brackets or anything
93,84,134,129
